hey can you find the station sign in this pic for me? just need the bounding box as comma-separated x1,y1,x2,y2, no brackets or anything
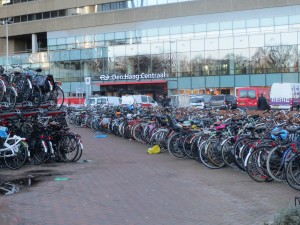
99,72,168,81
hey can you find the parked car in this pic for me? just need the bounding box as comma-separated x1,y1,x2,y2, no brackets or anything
121,95,158,107
190,96,205,109
201,94,212,108
209,94,237,110
85,96,121,107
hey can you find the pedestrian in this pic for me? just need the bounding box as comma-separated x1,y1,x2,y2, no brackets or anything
257,93,269,110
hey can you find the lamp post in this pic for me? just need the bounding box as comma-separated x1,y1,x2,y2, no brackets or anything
1,18,13,70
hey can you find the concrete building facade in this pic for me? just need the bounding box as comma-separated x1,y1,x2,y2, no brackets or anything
1,0,300,98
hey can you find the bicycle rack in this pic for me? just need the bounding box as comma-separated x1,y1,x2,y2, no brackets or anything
295,197,300,207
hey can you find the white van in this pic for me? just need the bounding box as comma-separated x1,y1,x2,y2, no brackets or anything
121,95,158,107
85,96,121,107
190,96,205,109
270,83,300,110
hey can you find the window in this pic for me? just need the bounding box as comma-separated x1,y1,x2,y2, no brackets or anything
21,15,27,22
36,13,42,20
51,11,58,18
141,96,148,103
248,90,256,99
59,10,66,17
43,12,50,19
239,90,247,98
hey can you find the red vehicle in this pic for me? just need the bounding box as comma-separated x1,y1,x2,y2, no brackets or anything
236,87,270,109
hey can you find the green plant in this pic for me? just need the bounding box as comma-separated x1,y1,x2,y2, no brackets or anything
267,207,300,225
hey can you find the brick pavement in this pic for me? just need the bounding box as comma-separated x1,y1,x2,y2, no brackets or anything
0,126,299,225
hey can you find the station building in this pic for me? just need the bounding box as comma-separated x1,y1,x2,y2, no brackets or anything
1,0,300,100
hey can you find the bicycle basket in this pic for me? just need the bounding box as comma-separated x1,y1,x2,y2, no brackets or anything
0,126,8,138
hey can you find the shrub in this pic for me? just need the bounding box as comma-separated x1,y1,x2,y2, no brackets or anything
266,207,300,225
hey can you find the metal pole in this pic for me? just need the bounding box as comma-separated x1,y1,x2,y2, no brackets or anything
5,21,9,70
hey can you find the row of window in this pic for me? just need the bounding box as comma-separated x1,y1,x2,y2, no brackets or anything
1,0,192,23
2,0,35,5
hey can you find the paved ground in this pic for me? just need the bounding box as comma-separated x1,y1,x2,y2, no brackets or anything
0,126,299,225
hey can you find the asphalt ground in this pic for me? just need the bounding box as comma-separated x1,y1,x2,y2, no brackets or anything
0,126,299,225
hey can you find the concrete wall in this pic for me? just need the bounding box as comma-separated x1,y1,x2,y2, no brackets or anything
1,0,300,37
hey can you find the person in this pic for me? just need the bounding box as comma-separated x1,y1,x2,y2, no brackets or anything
257,93,269,110
162,96,170,107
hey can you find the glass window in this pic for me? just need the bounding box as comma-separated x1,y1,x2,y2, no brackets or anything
20,15,27,22
138,43,150,54
182,25,193,33
205,38,218,51
207,23,219,31
141,96,148,103
28,14,35,21
246,19,259,28
51,11,58,18
58,10,66,17
249,34,264,47
274,16,288,25
219,37,233,50
170,26,181,35
43,11,50,19
265,33,280,46
289,15,300,24
151,42,164,54
105,32,114,40
57,38,66,45
233,20,245,29
177,40,190,52
220,21,232,30
147,28,158,37
159,27,169,36
248,90,256,99
48,39,56,46
191,39,204,51
194,24,206,32
115,31,126,40
36,13,42,20
234,36,249,48
95,34,105,41
66,37,76,44
281,32,297,45
260,17,273,27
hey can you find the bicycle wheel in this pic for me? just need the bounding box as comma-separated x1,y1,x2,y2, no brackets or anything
199,140,222,169
4,141,28,170
2,86,17,111
30,84,42,108
149,129,168,152
167,132,187,159
58,135,80,162
132,123,146,143
286,154,300,191
51,84,64,109
0,79,6,102
15,77,32,102
245,146,273,182
266,146,289,182
221,137,236,167
205,139,226,168
27,137,47,165
183,132,197,159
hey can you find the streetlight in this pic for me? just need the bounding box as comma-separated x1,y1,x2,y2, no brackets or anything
1,18,13,70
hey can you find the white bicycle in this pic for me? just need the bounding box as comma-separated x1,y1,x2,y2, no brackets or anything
0,126,28,170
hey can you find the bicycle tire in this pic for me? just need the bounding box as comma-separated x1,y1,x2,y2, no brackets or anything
167,132,187,159
4,140,28,170
27,137,47,165
285,154,300,191
58,135,80,162
245,145,273,182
